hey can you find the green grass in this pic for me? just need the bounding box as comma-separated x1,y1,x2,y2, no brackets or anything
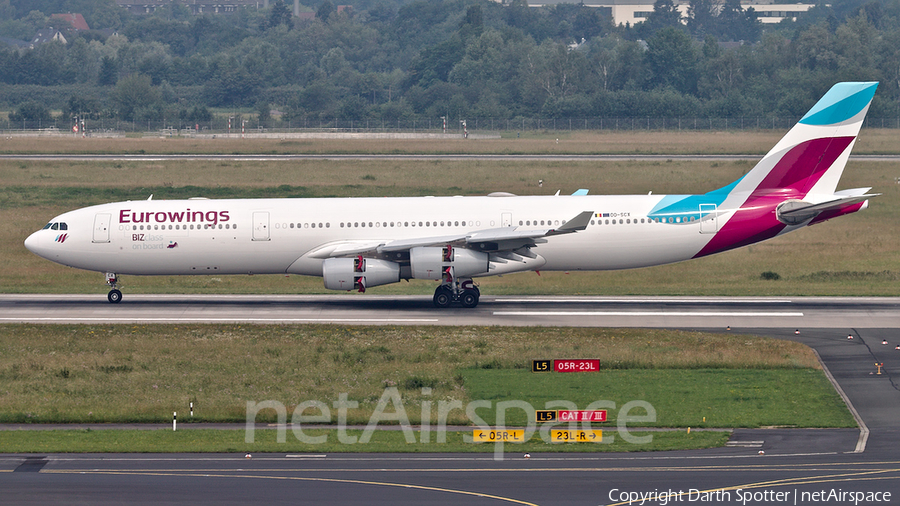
460,369,855,428
0,428,729,454
0,325,849,431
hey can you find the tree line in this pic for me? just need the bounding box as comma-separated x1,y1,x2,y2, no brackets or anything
1,0,900,129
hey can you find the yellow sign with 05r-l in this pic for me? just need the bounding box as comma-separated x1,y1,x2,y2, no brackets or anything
472,429,526,442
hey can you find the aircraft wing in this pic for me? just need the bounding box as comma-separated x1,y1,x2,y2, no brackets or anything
306,211,593,258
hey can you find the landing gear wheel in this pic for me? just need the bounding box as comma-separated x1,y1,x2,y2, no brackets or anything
460,289,479,308
433,286,453,308
108,289,122,304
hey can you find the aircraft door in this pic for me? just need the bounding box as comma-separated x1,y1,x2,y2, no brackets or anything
92,213,111,243
252,211,270,241
699,204,718,234
501,212,512,227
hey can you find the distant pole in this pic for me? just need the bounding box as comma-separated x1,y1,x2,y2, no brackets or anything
173,412,177,431
190,402,194,417
441,116,446,134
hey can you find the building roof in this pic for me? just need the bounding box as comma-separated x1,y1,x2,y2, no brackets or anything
32,29,68,45
50,13,90,31
0,36,32,49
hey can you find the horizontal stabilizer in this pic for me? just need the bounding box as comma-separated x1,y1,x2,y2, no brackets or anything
777,189,878,225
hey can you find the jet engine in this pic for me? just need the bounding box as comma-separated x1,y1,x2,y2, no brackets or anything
323,257,400,292
410,246,489,280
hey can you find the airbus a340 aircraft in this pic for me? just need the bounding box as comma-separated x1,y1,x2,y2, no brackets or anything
25,82,879,308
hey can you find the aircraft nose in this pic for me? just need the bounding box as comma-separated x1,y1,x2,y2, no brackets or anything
24,230,51,258
24,231,40,253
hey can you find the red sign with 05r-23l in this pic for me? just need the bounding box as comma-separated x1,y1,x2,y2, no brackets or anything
553,359,599,372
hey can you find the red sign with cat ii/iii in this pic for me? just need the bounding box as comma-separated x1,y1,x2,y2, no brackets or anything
558,410,608,422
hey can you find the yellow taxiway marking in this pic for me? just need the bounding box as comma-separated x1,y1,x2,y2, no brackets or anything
45,470,538,506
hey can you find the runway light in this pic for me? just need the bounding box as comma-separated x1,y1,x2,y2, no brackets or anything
883,340,889,345
245,453,252,459
795,329,800,335
726,326,731,331
847,334,854,340
524,453,531,459
758,450,765,455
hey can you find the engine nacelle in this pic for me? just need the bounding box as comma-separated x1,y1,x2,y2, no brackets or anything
410,246,489,280
322,257,400,291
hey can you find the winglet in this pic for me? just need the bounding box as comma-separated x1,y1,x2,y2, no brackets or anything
548,211,593,235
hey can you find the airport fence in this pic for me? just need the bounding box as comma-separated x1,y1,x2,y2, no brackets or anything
3,116,900,135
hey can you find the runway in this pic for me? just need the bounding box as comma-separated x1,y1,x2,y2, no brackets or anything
3,153,900,162
2,295,899,505
2,429,899,505
0,294,897,328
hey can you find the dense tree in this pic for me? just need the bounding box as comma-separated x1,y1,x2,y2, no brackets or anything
264,0,293,31
62,94,102,121
640,0,682,36
98,55,118,86
111,73,161,120
686,0,718,38
317,0,336,22
1,0,900,125
9,100,52,124
645,27,699,93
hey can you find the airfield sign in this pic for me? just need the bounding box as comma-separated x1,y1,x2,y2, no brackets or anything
472,429,525,443
550,429,603,443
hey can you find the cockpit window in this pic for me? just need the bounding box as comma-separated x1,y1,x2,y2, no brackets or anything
42,222,67,230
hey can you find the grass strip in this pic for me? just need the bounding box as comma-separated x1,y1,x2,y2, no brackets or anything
0,129,897,155
0,324,853,430
460,369,856,428
0,428,728,454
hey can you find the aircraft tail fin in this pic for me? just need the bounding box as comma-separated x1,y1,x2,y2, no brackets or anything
725,82,878,200
687,82,878,258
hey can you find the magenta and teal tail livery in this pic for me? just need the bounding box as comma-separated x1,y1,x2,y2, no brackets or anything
25,82,879,307
650,81,879,258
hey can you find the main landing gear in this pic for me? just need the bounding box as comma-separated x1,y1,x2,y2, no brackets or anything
105,272,122,304
432,278,480,309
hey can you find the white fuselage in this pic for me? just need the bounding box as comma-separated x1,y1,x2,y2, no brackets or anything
24,194,733,278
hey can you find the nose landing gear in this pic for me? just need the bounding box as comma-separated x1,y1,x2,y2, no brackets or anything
106,273,122,303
